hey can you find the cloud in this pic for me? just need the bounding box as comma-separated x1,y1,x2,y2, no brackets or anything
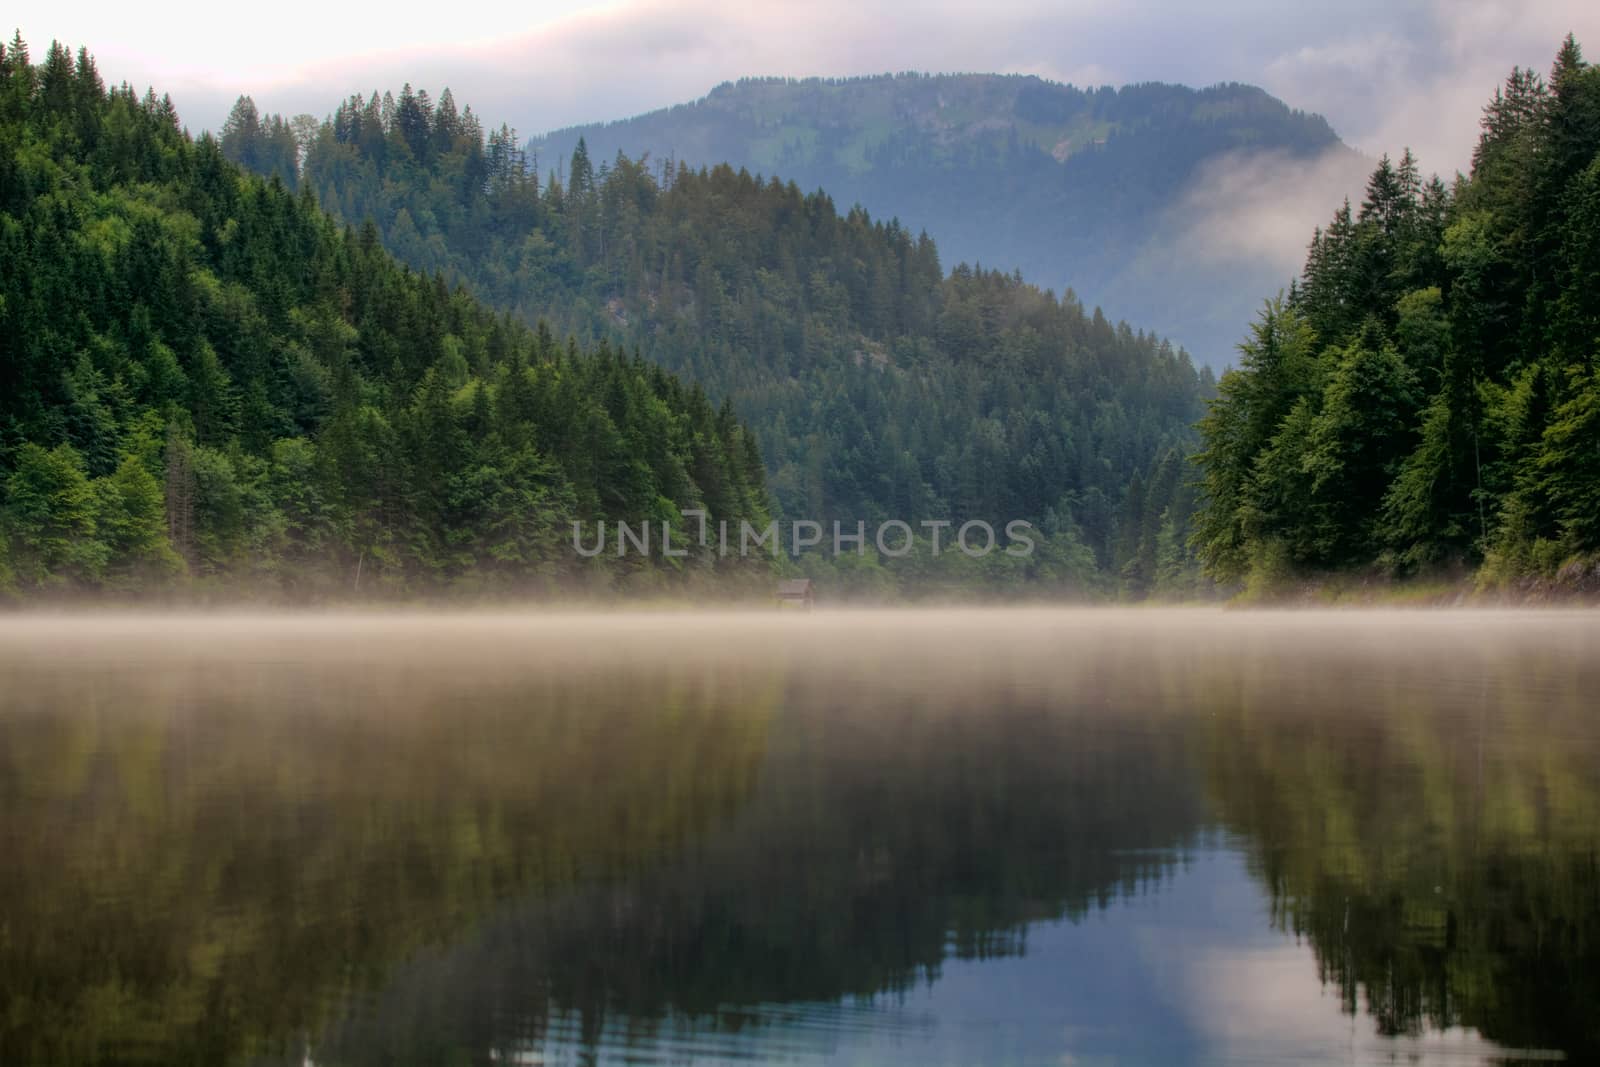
1183,941,1503,1063
1138,0,1600,329
1259,0,1600,173
1163,145,1375,275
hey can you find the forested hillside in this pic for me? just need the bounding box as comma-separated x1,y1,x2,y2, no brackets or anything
529,74,1350,364
1194,36,1600,596
222,83,1214,596
0,36,771,600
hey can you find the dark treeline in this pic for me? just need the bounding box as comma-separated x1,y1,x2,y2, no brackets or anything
219,81,1215,596
0,37,771,600
1194,36,1600,595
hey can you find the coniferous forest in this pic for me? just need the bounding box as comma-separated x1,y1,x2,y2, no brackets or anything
0,36,1223,601
216,81,1214,596
1194,37,1600,597
0,37,772,600
5,33,1598,601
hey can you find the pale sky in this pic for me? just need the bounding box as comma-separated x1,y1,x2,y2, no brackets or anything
10,0,1598,174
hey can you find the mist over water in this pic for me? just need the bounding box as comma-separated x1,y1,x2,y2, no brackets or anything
1,609,1596,1065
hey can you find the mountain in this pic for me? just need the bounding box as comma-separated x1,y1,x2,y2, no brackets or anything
1192,36,1600,594
0,36,771,600
278,83,1216,596
528,73,1352,365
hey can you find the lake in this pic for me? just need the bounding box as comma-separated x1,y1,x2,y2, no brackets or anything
0,609,1595,1065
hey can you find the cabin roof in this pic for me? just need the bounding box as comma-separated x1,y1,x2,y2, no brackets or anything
777,579,814,596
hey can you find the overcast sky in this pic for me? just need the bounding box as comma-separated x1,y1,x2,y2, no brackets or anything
10,0,1598,173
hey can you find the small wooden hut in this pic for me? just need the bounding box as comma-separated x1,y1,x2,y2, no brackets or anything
776,578,815,610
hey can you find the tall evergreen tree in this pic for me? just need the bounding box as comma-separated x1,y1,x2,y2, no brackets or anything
1196,36,1600,591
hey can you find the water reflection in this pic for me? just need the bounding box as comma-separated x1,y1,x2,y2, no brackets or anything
0,610,1595,1065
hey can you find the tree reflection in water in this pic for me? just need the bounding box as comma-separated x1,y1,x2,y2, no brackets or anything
0,611,1594,1065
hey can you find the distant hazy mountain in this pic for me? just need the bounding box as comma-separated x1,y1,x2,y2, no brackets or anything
530,74,1352,364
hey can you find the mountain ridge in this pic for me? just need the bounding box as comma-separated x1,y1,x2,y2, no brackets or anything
529,72,1355,364
539,72,1339,171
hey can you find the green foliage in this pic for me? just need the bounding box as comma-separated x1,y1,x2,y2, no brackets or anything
219,95,299,188
270,78,1214,590
1194,36,1600,589
1534,368,1600,551
94,452,183,587
1300,338,1420,560
0,38,771,598
1191,298,1318,581
2,444,104,586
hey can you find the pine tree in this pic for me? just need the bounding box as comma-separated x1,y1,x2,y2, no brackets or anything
220,95,264,172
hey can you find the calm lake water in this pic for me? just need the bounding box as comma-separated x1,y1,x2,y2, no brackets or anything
0,609,1596,1065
